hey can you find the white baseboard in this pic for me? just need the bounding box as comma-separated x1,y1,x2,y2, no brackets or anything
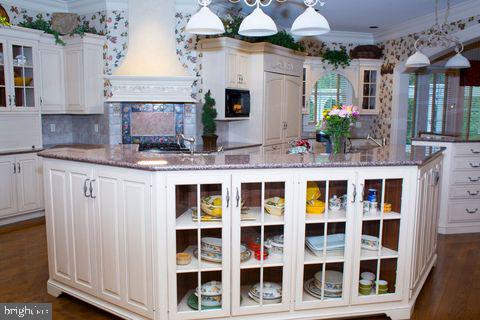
438,225,480,234
0,210,45,226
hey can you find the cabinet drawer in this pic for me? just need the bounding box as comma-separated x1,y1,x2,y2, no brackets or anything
450,171,480,185
448,200,480,223
449,185,480,199
454,144,480,156
452,157,480,170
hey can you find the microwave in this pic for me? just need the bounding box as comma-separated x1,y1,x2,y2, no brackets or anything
225,89,250,118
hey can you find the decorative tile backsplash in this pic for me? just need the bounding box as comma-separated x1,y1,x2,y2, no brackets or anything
122,103,195,144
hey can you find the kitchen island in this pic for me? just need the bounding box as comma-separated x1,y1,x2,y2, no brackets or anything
39,144,443,320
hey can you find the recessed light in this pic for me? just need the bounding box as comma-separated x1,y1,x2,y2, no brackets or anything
369,26,379,29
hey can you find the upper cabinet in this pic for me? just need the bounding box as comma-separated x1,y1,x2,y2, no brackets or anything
0,28,41,113
0,26,105,115
226,50,250,90
41,34,104,114
304,58,383,116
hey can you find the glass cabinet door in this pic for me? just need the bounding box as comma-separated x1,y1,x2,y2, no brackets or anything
0,41,9,110
231,173,294,316
10,43,36,109
294,172,355,310
353,172,409,304
360,68,379,114
166,175,230,319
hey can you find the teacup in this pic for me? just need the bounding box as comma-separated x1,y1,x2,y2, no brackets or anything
377,280,388,290
359,279,372,289
329,195,342,211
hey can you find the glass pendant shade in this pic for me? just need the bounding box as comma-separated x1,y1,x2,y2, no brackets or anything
239,7,277,37
445,53,471,69
185,6,225,35
405,50,431,68
291,7,330,36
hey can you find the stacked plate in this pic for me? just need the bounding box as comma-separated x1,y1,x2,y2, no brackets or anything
193,238,251,263
305,233,345,256
304,270,343,299
248,282,282,304
188,281,222,310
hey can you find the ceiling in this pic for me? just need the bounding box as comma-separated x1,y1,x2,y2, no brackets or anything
211,0,472,33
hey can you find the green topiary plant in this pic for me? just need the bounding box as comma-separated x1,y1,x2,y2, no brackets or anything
201,90,219,151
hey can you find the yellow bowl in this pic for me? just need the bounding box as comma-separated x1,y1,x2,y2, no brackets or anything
14,77,33,86
201,196,222,217
264,197,285,216
306,200,325,214
306,182,321,202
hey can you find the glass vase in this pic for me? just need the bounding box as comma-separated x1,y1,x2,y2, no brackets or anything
330,133,346,154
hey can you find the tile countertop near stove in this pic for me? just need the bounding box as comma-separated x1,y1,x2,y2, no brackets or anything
38,143,445,172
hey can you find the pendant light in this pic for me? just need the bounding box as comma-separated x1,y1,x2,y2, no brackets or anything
291,0,330,36
405,0,470,69
185,0,225,35
445,44,471,69
238,0,277,37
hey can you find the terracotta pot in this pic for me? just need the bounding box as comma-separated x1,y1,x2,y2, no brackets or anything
202,135,218,151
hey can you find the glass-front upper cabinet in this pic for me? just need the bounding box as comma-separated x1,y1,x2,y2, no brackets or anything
359,64,381,115
352,170,410,304
231,173,294,316
0,39,38,112
294,171,356,310
166,174,231,320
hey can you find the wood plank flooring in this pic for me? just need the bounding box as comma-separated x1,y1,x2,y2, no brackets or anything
0,218,479,320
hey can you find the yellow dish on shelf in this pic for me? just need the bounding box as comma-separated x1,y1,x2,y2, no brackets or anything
306,200,325,214
14,77,33,86
201,195,222,217
264,197,285,216
306,182,321,202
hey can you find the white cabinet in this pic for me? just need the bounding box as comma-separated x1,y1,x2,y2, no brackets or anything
358,63,382,115
0,155,17,217
39,36,65,114
0,153,43,219
264,72,302,146
44,160,154,318
226,50,249,89
58,34,104,114
0,30,41,113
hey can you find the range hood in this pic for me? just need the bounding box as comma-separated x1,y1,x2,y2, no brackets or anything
106,0,196,102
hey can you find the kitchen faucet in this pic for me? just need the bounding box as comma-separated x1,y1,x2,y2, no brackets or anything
176,134,196,156
367,134,386,147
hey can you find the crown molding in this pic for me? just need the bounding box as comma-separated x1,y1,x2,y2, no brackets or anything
2,0,68,12
296,30,375,45
373,0,480,43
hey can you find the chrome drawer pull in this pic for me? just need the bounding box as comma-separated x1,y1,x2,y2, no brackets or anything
469,162,480,168
471,149,480,154
467,190,480,196
465,208,478,214
468,177,480,182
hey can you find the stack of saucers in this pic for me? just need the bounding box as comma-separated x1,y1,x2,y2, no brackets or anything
248,282,282,303
194,238,251,263
304,270,343,299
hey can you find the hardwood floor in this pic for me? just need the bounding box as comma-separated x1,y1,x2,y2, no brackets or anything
0,218,479,320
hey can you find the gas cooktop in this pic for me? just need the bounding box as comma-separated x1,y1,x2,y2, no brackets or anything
138,143,190,153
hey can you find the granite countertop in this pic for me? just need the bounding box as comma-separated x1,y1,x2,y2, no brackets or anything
196,141,262,152
0,147,43,156
413,136,480,143
37,144,444,172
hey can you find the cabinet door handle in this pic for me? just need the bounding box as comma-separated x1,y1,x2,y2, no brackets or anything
226,188,230,208
470,149,480,154
467,190,480,196
359,183,364,203
468,176,480,182
13,163,16,174
351,183,356,203
84,179,91,197
89,179,96,199
8,95,11,106
469,162,480,168
236,187,240,208
465,208,478,214
433,170,440,186
17,162,21,173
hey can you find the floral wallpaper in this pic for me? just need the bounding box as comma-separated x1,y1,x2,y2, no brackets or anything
5,4,480,144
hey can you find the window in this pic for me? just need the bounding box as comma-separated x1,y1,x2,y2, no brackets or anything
463,86,480,139
406,74,417,145
308,73,354,124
